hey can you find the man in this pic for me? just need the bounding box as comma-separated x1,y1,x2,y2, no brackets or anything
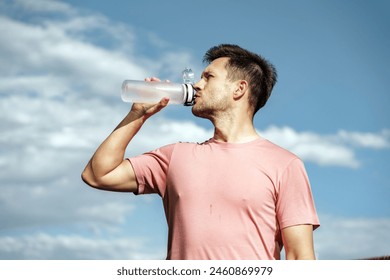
82,44,320,260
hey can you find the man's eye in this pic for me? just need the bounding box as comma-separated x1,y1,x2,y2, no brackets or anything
201,72,213,80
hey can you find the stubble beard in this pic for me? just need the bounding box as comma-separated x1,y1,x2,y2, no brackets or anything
192,84,232,120
191,97,229,121
191,102,212,119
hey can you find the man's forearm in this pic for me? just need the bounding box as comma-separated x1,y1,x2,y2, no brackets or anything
89,111,144,179
82,98,169,188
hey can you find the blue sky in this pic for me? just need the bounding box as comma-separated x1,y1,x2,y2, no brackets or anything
0,0,389,260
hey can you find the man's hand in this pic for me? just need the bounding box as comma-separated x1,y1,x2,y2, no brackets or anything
130,77,170,120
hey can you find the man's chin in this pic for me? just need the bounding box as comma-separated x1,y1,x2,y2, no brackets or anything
191,106,208,119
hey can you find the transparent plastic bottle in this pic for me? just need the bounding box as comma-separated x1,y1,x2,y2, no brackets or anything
121,68,195,106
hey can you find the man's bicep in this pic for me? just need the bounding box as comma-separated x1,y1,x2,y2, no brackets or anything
98,159,138,193
281,224,316,260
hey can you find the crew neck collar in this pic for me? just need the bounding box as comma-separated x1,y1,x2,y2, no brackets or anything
208,136,265,147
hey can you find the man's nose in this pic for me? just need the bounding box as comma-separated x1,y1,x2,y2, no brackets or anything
193,80,202,92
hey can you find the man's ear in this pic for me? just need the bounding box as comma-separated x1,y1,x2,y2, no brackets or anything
233,80,249,100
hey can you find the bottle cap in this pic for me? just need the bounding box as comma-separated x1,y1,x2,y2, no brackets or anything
182,67,194,84
183,84,195,106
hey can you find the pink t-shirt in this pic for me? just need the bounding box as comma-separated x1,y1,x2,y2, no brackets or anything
129,137,320,260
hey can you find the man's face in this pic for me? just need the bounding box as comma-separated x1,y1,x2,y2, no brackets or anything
191,57,235,119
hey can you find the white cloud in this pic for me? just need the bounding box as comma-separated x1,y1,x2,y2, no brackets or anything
13,0,76,15
0,233,165,259
131,119,213,153
0,16,145,98
337,129,390,149
314,215,390,260
259,126,390,168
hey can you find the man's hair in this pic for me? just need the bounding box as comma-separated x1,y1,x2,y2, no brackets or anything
203,44,277,114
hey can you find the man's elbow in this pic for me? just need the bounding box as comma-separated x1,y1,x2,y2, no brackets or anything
81,162,137,193
81,168,100,189
81,168,121,192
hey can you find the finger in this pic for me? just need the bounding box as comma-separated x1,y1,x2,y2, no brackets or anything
160,97,170,106
150,77,161,82
142,98,169,118
152,97,169,112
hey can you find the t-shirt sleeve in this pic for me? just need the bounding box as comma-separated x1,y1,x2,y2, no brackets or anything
127,144,175,197
276,158,320,230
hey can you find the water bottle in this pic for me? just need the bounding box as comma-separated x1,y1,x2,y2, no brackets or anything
121,68,195,106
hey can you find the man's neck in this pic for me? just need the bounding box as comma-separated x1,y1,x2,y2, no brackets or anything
212,116,259,143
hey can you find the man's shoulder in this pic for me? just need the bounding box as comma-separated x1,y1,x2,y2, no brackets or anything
158,140,210,152
257,138,301,162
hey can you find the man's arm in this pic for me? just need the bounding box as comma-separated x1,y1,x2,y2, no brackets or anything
281,224,316,260
81,82,169,192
